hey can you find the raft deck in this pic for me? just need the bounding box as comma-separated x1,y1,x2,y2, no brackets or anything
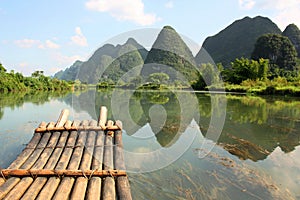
0,107,132,200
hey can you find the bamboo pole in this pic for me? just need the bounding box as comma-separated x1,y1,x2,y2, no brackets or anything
114,121,132,200
34,126,121,133
67,121,88,170
55,131,78,170
86,177,101,200
102,129,115,200
114,122,125,171
98,106,108,129
36,121,84,200
70,177,87,200
8,133,42,169
52,177,75,200
80,120,97,170
46,122,55,131
34,114,84,133
0,178,4,187
88,128,105,200
21,130,69,200
31,131,61,169
71,120,97,200
20,177,47,200
4,132,61,200
0,169,126,177
36,177,60,200
91,130,104,170
0,177,20,199
21,131,68,199
103,133,113,170
51,130,78,200
3,132,42,199
34,121,47,133
55,109,69,128
64,120,72,129
44,131,69,169
116,177,132,200
20,132,51,169
102,177,115,200
3,177,33,200
107,120,115,137
34,114,120,134
52,121,87,200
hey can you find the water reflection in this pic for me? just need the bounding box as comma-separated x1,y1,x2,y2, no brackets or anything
1,90,298,163
66,90,300,162
67,89,198,147
0,91,72,168
0,91,70,118
199,94,300,161
0,90,299,198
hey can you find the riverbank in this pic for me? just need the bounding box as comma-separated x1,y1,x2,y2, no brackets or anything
224,78,300,97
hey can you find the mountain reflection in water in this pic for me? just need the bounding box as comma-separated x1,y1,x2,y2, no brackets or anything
0,89,299,199
65,89,300,162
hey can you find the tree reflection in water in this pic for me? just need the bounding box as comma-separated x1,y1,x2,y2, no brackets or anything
67,89,300,162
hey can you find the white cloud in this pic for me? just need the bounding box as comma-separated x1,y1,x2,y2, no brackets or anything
14,39,41,48
49,67,64,74
85,0,159,26
261,0,300,29
258,0,299,10
165,1,174,9
238,0,256,10
53,53,84,66
15,39,61,49
274,7,300,30
1,40,8,45
45,40,60,49
19,62,29,68
238,0,300,29
71,27,88,46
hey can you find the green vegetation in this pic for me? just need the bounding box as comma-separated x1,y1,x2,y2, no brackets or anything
199,16,282,67
224,77,300,96
55,38,147,84
223,58,268,84
143,26,198,83
65,89,300,158
196,57,300,96
100,43,144,83
192,63,223,90
54,17,300,96
0,63,71,93
196,23,300,96
283,24,300,58
251,34,297,73
193,55,300,96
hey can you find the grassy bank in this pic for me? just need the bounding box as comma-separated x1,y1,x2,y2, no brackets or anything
225,78,300,96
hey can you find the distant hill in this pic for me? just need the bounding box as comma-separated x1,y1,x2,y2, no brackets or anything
283,24,300,58
55,16,299,83
142,25,198,83
197,16,282,67
54,60,83,81
54,38,147,84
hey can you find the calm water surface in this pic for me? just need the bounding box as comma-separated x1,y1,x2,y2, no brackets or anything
0,89,299,200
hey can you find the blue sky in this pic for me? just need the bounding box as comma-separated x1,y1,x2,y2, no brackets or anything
0,0,299,76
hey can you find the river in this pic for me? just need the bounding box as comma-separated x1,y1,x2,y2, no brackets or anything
0,89,299,199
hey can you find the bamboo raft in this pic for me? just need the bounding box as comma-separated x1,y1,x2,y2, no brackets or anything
0,107,132,200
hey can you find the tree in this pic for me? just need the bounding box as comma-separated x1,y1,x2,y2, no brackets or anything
251,34,297,73
0,63,7,73
31,70,44,78
283,24,300,58
147,73,169,84
224,58,269,84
